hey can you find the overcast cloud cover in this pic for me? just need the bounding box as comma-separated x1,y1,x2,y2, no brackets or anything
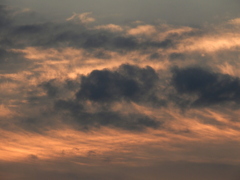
1,0,240,179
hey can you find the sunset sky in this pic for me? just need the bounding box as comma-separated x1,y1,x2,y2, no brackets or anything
1,0,240,179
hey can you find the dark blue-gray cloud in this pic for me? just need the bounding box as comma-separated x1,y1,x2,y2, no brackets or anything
51,64,164,130
76,64,161,104
9,24,174,50
13,64,164,132
171,67,240,107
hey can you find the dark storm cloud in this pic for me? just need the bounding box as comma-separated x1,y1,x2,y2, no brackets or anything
21,64,163,131
76,64,163,105
171,67,240,107
51,64,165,130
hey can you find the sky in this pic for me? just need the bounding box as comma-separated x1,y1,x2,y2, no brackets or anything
1,0,240,180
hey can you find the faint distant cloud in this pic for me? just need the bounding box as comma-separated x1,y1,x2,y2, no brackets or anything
132,20,144,24
11,8,32,16
66,12,95,24
0,105,12,117
228,18,240,25
94,24,123,32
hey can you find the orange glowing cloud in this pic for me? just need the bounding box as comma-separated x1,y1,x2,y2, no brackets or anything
127,25,157,36
66,12,95,24
94,24,123,32
2,104,240,165
182,35,240,52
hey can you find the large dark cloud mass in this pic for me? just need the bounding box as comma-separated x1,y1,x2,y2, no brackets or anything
76,64,161,103
52,64,163,130
172,67,240,107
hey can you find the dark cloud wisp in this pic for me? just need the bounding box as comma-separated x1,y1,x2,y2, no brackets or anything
55,99,160,131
